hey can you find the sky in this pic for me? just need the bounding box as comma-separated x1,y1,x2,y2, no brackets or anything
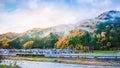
0,0,120,34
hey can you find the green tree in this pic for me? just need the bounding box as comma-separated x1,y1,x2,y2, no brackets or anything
95,21,120,50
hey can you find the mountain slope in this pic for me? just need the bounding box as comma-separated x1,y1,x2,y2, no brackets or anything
0,32,20,40
74,10,120,32
96,10,120,20
1,10,120,40
0,10,120,49
21,24,74,39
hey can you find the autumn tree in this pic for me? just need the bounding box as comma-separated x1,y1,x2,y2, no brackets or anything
0,37,9,48
23,41,34,49
55,35,69,49
55,30,85,50
95,21,120,50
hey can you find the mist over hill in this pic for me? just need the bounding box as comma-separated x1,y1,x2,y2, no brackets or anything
0,10,120,49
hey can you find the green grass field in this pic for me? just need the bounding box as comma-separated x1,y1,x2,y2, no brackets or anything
92,50,120,54
75,50,120,54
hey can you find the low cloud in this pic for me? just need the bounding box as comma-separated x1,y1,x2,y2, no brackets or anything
0,0,120,34
0,4,83,34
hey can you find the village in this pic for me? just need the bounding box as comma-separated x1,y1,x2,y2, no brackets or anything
0,49,120,59
0,49,73,57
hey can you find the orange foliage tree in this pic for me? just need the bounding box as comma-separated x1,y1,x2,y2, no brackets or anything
23,41,34,49
55,30,84,50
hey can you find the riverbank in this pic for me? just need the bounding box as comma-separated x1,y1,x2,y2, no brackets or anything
0,64,20,68
4,56,120,66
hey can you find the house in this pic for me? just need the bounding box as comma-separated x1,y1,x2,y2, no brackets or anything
45,49,73,55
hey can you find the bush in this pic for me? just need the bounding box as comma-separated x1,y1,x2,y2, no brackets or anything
53,59,58,62
0,55,3,63
94,56,97,59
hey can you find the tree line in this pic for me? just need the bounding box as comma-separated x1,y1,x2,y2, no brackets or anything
0,21,120,50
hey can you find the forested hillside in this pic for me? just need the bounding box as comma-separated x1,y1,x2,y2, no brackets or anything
0,10,120,50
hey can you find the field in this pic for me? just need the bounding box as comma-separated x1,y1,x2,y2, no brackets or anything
75,50,120,54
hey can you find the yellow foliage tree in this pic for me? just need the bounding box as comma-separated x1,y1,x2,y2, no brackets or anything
75,44,82,50
0,37,9,48
107,42,111,47
23,41,34,49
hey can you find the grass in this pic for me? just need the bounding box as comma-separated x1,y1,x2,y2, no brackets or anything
75,50,120,54
4,56,120,66
92,50,120,54
5,56,52,62
0,65,10,68
0,63,20,68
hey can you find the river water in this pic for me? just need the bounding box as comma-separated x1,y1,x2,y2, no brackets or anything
1,60,120,68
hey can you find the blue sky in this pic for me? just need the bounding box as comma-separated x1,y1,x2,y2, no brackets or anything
0,0,120,34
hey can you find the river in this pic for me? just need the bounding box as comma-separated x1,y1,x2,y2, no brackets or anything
1,60,120,68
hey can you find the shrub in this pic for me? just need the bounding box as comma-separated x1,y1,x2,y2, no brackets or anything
53,59,58,62
0,55,3,63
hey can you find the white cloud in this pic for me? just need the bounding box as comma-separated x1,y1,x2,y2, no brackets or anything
76,0,112,8
0,4,83,34
0,0,119,34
